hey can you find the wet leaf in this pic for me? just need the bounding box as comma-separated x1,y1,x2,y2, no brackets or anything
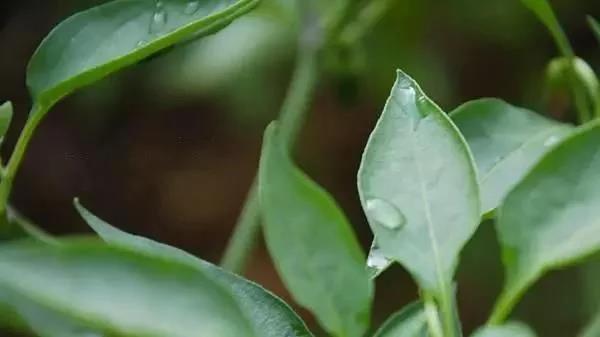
27,0,259,107
358,70,480,294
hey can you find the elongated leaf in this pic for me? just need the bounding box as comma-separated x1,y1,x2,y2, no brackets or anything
259,123,373,337
4,294,102,337
0,102,13,143
28,0,259,106
492,121,600,323
0,238,255,337
74,200,314,337
520,0,572,56
450,98,573,215
372,302,427,337
589,16,600,44
357,70,480,294
472,322,536,337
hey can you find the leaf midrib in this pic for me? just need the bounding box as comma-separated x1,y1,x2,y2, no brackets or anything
393,96,447,294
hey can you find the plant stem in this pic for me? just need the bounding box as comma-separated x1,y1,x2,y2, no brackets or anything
0,104,48,221
220,30,320,272
423,293,444,337
487,284,527,326
436,280,460,337
339,0,396,46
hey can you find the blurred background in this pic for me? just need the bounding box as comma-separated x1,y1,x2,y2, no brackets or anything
1,0,599,335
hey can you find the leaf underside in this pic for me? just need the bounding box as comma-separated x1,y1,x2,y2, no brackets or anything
358,70,480,293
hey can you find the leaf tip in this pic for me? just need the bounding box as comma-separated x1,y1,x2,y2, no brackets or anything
0,101,13,112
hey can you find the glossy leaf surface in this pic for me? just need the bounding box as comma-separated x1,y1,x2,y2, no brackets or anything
0,102,13,142
259,123,373,337
451,98,573,215
372,302,427,337
358,70,480,293
494,121,600,321
0,238,255,337
472,322,536,337
75,200,314,337
27,0,259,106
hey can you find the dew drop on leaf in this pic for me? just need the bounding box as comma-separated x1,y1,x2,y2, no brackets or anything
366,241,393,278
184,1,201,15
365,198,406,231
544,135,560,147
149,1,167,34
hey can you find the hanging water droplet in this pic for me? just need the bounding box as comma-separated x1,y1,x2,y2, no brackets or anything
544,135,560,147
365,198,406,230
366,241,393,278
184,1,200,15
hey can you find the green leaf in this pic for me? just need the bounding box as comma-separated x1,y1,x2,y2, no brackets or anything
357,70,480,294
372,302,428,337
450,98,573,215
547,57,600,97
2,293,102,337
491,121,600,324
519,0,573,56
589,16,600,44
546,57,600,118
472,322,536,337
0,102,13,143
27,0,260,107
580,310,600,337
0,238,255,337
258,123,373,337
74,200,314,337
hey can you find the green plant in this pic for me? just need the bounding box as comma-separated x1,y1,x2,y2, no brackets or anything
0,0,599,336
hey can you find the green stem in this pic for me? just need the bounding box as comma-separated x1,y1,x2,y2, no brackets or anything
339,0,396,46
0,104,48,220
436,280,460,337
487,284,527,326
220,34,320,272
423,293,444,337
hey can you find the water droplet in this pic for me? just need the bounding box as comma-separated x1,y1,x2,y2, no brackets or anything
544,135,560,147
149,1,167,34
366,241,393,278
365,198,406,230
136,40,147,48
184,1,200,15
